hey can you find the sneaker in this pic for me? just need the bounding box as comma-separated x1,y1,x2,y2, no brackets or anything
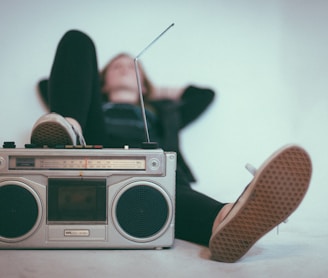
30,113,86,147
209,145,312,263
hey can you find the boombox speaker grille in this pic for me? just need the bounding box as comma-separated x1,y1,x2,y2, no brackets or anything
0,184,39,239
115,184,169,239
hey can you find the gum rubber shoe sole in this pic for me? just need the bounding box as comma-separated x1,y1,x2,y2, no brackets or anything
30,113,75,147
209,145,312,263
31,122,74,147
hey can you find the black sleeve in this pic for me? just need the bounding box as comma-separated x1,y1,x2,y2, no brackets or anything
179,85,216,129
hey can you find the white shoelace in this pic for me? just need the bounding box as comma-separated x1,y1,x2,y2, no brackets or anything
71,125,86,147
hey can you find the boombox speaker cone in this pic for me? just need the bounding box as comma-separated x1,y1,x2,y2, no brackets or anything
115,184,169,239
0,184,39,239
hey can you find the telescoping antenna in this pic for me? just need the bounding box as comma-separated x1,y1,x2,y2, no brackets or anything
134,23,175,149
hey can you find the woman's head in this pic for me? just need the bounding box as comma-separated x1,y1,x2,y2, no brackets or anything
100,53,154,103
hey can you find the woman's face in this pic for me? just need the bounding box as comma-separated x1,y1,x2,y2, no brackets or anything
103,55,143,103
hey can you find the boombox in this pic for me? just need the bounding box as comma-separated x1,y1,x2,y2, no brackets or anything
0,146,176,249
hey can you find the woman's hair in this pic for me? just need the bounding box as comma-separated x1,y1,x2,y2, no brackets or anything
100,53,155,102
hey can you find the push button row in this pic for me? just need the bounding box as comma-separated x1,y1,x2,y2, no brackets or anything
24,144,103,149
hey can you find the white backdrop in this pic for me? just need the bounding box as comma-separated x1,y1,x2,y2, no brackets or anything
0,0,327,222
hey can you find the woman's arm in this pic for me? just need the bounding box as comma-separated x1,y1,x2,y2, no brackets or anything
150,85,216,128
178,86,215,129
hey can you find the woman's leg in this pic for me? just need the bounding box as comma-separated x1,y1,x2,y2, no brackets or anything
48,30,106,145
175,183,226,246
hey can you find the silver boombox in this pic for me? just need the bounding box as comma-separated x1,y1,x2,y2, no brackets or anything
0,147,176,249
